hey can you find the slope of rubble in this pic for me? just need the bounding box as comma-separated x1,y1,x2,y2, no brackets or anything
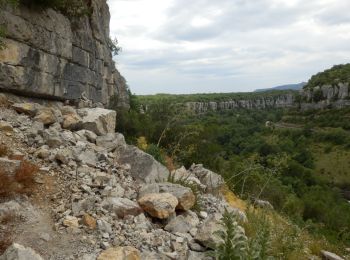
0,93,246,260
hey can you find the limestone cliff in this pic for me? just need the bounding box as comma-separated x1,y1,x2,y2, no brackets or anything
301,83,350,110
185,93,296,113
0,0,129,107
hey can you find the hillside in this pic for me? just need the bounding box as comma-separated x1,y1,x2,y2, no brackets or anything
254,82,306,92
304,64,350,90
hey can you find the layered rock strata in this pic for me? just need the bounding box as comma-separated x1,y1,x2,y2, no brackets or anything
0,1,129,107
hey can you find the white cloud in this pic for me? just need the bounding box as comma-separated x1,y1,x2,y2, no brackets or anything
108,0,350,94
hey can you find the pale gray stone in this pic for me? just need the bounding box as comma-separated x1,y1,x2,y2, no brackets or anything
0,243,43,260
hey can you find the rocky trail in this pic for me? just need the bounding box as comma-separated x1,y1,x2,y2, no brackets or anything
0,93,245,260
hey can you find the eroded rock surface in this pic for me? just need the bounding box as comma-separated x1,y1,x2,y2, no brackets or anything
0,1,129,107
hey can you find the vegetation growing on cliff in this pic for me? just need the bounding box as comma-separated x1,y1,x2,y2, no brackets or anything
304,63,350,89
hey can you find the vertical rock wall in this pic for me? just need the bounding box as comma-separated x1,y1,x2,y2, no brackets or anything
0,0,129,108
185,93,296,113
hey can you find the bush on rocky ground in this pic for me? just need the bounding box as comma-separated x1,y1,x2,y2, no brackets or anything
0,159,38,197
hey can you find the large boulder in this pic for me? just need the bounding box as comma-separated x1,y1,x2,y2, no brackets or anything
12,103,40,117
97,246,141,260
321,251,345,260
96,133,126,152
195,213,224,249
78,108,116,136
0,243,43,260
116,145,169,183
34,108,58,125
189,164,224,192
164,211,199,234
102,197,142,218
138,193,178,219
139,183,195,211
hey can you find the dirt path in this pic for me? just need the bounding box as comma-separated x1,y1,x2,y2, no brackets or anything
0,126,94,259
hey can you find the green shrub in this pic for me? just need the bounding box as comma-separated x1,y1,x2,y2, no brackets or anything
145,144,166,165
210,209,249,259
305,64,350,89
211,209,272,259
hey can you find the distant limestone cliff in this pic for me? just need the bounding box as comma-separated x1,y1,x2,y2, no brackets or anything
301,64,350,109
185,92,296,113
185,65,350,113
0,0,129,107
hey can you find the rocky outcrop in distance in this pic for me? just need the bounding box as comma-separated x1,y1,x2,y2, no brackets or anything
185,83,350,113
185,93,296,113
301,83,350,110
0,0,129,108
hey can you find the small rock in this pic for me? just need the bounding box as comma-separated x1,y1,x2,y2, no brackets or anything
81,214,97,230
199,211,208,219
34,108,57,125
62,113,82,130
63,216,79,228
97,246,141,260
0,158,21,178
55,148,73,164
0,121,13,132
12,103,40,117
97,219,112,234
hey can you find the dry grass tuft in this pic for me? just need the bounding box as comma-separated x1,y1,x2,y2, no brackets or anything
0,230,12,255
0,144,8,157
0,160,38,198
0,213,15,255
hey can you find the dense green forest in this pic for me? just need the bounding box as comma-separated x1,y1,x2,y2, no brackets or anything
137,90,297,104
111,92,350,252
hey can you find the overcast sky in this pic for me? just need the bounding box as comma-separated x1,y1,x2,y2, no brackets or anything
107,0,350,94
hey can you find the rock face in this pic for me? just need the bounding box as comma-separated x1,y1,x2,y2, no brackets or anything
301,83,350,110
0,1,129,107
185,93,296,113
